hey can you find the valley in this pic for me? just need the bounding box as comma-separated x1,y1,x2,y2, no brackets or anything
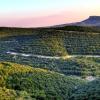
0,26,100,99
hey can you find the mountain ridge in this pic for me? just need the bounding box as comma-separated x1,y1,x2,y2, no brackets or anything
53,16,100,27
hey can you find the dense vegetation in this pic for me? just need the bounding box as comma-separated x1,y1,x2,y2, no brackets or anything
53,26,100,33
0,28,100,77
0,87,33,100
70,78,100,100
0,26,100,99
1,54,100,77
0,62,85,100
0,29,100,56
0,26,100,37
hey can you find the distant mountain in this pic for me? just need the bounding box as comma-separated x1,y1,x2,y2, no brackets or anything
53,16,100,27
72,16,100,26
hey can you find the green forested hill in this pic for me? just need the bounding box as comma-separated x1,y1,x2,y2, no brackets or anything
0,26,100,100
0,27,100,78
1,55,100,77
70,78,100,100
0,27,100,56
0,62,85,100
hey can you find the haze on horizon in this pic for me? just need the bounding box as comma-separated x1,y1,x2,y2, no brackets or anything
0,0,100,27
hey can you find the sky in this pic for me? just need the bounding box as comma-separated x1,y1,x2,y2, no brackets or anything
0,0,100,27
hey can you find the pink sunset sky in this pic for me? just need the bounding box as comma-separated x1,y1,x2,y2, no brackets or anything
0,0,100,27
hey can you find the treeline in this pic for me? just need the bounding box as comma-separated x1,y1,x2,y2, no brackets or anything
0,26,100,38
52,26,100,33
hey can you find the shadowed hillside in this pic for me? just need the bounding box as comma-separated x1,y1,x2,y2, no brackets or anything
70,78,100,100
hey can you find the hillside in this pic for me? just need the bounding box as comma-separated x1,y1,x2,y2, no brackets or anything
1,53,100,77
0,27,100,78
0,27,100,99
0,27,100,56
70,78,100,100
0,62,85,100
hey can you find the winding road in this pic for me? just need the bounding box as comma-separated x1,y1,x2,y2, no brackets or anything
6,51,100,59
